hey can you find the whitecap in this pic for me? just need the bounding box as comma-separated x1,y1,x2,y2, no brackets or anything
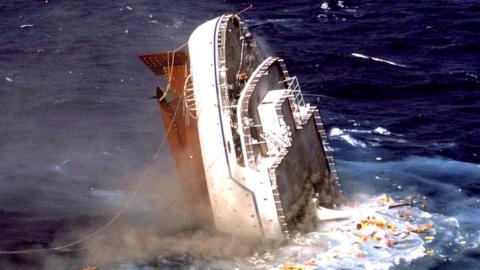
445,217,460,228
102,151,114,156
345,128,372,134
5,77,13,82
371,56,409,68
20,24,34,28
53,165,62,172
351,52,369,59
340,134,367,148
351,53,409,68
329,127,344,136
329,128,367,148
373,127,391,135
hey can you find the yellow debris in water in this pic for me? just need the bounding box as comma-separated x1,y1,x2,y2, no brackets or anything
426,248,435,255
281,265,306,270
425,235,435,241
380,194,390,203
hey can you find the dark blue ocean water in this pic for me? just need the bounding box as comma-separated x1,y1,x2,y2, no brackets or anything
1,1,479,269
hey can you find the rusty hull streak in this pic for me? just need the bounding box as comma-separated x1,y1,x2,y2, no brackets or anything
141,51,214,228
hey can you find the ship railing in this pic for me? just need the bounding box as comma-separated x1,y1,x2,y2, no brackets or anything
238,57,278,170
287,76,305,108
268,150,290,237
280,76,308,127
183,73,197,125
313,111,343,193
216,16,232,111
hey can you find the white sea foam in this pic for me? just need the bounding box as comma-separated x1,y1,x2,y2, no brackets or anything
5,77,13,82
341,134,367,148
330,128,367,148
373,127,391,135
345,128,372,134
351,52,369,59
20,24,34,28
51,159,67,170
102,151,114,156
329,127,344,136
352,53,409,68
232,195,445,270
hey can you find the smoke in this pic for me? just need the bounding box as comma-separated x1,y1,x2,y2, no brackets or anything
81,228,274,269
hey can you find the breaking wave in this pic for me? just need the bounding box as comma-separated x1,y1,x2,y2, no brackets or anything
351,53,409,68
329,126,403,148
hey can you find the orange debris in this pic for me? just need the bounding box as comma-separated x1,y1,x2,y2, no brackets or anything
413,224,434,233
386,238,396,247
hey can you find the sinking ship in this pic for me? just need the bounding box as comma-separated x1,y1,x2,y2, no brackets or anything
140,13,343,240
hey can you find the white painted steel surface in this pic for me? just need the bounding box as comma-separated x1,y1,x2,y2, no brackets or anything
189,16,283,239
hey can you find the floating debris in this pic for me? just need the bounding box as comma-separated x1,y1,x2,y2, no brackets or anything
237,194,453,269
280,265,306,270
425,235,435,242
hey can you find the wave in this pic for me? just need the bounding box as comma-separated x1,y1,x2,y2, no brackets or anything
329,126,403,148
336,156,480,268
351,53,409,68
329,127,367,148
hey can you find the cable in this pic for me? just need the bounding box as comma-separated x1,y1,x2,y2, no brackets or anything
0,95,184,255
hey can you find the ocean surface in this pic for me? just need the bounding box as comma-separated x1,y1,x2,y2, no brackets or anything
1,0,479,269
